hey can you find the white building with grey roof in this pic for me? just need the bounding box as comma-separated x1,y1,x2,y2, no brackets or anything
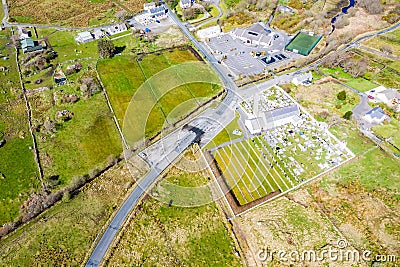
245,104,301,134
230,22,273,47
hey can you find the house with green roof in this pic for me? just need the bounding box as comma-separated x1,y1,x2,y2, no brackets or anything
20,38,43,53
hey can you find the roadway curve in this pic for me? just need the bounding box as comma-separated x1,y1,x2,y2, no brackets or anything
194,0,223,29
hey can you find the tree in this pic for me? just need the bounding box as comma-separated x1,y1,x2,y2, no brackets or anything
337,90,347,101
98,39,115,59
343,110,353,120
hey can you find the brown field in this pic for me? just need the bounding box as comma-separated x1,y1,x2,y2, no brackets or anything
8,0,147,27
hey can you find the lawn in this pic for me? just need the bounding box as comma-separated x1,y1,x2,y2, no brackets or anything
344,77,378,92
98,48,223,146
0,159,149,266
0,29,39,225
320,67,379,92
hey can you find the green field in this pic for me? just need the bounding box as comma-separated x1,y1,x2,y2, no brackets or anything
30,88,122,186
373,119,400,150
285,32,322,56
0,29,39,225
0,160,148,266
363,28,400,56
98,48,223,145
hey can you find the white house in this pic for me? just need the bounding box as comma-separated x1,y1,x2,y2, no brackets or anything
103,24,128,36
143,2,157,10
93,29,105,39
292,72,312,86
18,27,31,40
75,31,94,43
135,6,167,25
180,0,193,9
196,25,221,41
363,107,389,124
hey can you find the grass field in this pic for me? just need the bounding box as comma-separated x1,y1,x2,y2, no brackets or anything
372,119,400,150
0,159,149,266
363,28,400,56
30,87,122,186
105,147,242,266
98,48,223,145
285,32,321,56
320,67,379,92
0,29,39,225
8,0,147,27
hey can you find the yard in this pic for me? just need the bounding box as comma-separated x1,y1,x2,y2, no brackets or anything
98,47,223,146
0,29,39,225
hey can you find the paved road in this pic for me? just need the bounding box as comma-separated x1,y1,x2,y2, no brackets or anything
86,130,198,267
193,0,223,29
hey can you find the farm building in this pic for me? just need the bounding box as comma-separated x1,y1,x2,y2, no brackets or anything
75,31,94,43
20,38,43,53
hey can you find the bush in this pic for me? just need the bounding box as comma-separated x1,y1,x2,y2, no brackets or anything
337,90,347,101
343,110,353,120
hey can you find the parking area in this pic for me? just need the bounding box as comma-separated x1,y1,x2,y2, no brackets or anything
202,23,300,78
